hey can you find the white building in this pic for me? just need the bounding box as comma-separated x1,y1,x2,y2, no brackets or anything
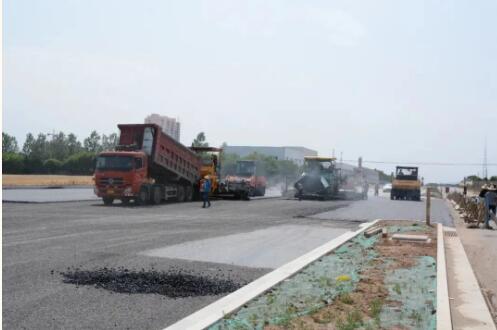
223,146,317,166
144,114,181,141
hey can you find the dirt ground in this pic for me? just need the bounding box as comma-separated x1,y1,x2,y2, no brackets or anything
267,221,437,330
2,174,93,187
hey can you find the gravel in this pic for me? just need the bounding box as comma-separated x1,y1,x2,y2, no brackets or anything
60,267,244,297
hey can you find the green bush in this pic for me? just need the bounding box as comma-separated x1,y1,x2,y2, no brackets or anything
63,152,96,175
43,159,63,174
2,152,24,174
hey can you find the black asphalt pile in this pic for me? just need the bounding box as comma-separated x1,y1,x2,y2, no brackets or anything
60,267,243,297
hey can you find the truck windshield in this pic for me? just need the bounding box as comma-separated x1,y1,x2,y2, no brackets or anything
236,162,255,176
96,156,133,171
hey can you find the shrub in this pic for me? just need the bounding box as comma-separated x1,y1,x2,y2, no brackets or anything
43,159,63,174
63,152,96,175
2,152,24,174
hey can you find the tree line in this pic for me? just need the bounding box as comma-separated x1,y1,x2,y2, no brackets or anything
2,131,118,175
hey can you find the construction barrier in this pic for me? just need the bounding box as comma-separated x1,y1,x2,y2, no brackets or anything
447,192,490,227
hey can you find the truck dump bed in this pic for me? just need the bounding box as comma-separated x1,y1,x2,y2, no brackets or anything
118,124,202,185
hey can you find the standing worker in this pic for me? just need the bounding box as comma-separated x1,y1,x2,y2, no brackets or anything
374,183,379,196
362,181,369,200
483,184,497,229
201,176,212,208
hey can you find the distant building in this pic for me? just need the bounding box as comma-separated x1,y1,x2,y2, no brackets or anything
145,114,180,141
223,146,317,166
336,162,380,184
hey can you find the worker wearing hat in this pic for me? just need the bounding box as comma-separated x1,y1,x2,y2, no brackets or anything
200,175,211,208
481,184,497,229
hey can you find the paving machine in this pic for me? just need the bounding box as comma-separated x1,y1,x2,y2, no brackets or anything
391,166,421,201
294,156,342,200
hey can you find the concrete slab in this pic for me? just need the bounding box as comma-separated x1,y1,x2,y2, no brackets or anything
164,221,379,330
141,225,350,269
392,233,429,241
2,188,98,203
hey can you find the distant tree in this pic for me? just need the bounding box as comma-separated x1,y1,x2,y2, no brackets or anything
101,133,119,151
191,132,209,147
2,152,24,174
84,131,102,153
66,133,82,156
2,133,19,153
22,133,35,156
31,134,49,160
48,132,68,160
490,176,497,181
467,175,482,182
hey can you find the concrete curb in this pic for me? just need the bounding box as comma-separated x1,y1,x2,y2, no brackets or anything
164,219,380,330
437,223,452,330
445,200,497,329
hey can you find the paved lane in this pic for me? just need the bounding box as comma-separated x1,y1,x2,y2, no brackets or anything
311,195,454,227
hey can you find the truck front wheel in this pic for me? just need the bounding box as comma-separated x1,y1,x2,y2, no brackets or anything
151,186,161,205
103,197,114,205
136,186,149,205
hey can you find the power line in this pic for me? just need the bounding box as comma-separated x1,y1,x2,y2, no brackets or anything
342,160,497,166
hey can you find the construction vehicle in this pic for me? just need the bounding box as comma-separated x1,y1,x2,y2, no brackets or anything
224,160,267,199
190,146,223,196
390,166,421,201
94,123,203,205
294,156,342,200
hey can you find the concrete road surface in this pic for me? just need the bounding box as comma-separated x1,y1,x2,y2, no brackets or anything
2,187,98,202
2,194,454,329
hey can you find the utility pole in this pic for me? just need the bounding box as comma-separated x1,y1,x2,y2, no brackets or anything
426,187,431,226
483,136,488,180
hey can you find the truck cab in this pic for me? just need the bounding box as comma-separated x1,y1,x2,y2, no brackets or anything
94,151,149,205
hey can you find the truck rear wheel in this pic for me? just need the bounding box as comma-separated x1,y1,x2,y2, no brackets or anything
103,197,114,205
151,186,161,205
185,185,193,202
177,185,185,202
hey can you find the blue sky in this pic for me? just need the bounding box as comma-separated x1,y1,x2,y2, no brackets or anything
3,0,497,182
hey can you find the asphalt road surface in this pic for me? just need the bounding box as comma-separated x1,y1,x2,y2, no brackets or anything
3,195,454,329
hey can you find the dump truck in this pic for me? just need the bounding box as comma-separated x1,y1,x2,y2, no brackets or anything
390,166,421,201
294,156,342,200
94,123,203,205
224,160,267,199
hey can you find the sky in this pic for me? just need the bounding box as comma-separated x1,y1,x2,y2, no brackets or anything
3,0,497,183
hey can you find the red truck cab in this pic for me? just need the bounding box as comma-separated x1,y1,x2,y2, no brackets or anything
94,151,149,205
